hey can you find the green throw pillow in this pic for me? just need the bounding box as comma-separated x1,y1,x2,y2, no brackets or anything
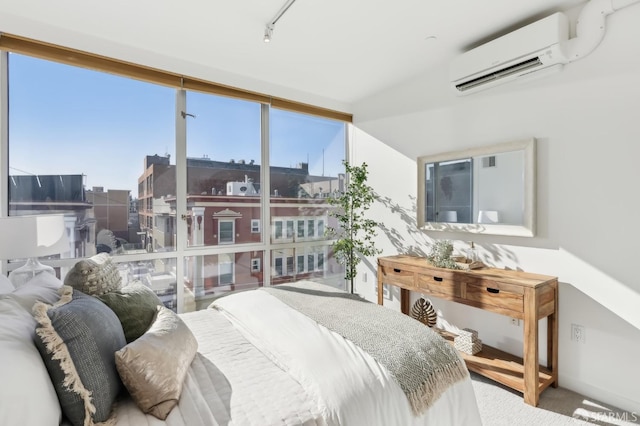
97,283,163,343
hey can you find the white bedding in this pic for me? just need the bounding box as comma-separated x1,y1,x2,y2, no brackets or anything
213,287,482,426
114,284,482,426
115,308,326,426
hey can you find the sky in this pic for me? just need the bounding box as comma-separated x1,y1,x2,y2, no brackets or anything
8,53,345,196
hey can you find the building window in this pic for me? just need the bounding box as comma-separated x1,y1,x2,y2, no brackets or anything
308,254,315,271
219,255,234,285
286,220,294,239
251,258,261,272
286,256,294,275
307,219,315,238
317,219,325,238
219,220,235,244
297,254,305,273
318,252,324,271
274,221,283,239
275,258,283,276
251,219,260,233
297,220,305,238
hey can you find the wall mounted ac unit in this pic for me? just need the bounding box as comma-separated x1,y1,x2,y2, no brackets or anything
450,12,569,95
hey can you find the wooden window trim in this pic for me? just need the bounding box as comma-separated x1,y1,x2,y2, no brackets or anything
0,33,352,123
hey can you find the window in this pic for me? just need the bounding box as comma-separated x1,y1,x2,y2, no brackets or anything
308,254,315,271
2,47,349,310
286,257,294,275
185,91,262,249
219,255,234,285
286,220,294,239
251,258,261,272
318,252,324,271
219,220,235,244
274,221,283,239
318,219,325,237
7,53,175,257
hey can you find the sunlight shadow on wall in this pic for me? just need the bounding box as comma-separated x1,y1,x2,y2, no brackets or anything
375,193,430,257
376,192,524,269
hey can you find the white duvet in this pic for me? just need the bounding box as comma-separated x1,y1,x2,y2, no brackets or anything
214,287,482,426
114,285,482,426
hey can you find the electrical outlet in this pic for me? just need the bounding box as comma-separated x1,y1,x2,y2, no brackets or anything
510,318,520,326
571,324,586,343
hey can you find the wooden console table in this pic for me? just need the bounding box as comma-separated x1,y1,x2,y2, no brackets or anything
377,254,558,406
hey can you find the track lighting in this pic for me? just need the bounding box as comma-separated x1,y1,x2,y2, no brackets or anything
263,0,297,43
263,25,273,43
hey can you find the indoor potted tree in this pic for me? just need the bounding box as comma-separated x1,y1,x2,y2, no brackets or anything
326,161,381,293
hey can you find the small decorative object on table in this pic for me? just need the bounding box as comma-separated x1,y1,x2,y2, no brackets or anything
426,240,460,269
453,257,485,270
452,241,485,270
410,298,437,327
454,327,483,355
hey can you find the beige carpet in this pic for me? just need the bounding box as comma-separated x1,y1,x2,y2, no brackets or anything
470,373,640,425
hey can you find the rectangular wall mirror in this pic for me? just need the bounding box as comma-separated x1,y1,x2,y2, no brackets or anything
417,138,536,237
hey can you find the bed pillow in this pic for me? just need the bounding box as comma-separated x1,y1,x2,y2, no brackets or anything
96,283,163,343
64,253,122,296
33,286,126,426
11,272,63,311
0,274,13,293
0,296,61,426
115,306,198,420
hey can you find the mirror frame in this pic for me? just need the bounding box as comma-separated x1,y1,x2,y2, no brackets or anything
417,138,536,237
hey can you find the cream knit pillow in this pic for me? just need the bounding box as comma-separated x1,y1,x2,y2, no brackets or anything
64,253,122,296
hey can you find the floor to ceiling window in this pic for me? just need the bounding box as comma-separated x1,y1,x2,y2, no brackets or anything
269,108,346,289
1,47,348,312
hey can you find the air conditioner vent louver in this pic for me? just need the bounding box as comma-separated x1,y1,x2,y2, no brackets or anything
449,12,569,95
481,156,497,168
455,57,543,92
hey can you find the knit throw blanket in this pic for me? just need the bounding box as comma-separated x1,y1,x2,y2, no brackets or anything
262,282,469,415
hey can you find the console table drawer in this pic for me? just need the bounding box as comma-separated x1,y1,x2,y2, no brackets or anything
465,282,524,313
380,266,415,287
416,273,461,298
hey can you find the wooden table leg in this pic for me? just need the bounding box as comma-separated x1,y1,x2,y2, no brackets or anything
377,264,383,306
548,281,559,388
523,287,540,406
400,288,410,315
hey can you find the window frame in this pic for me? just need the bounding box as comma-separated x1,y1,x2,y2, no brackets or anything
218,220,235,245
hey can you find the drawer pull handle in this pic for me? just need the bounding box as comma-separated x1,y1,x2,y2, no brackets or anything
487,288,500,294
433,277,443,282
393,268,401,273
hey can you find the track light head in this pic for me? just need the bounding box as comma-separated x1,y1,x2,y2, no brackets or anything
263,25,273,43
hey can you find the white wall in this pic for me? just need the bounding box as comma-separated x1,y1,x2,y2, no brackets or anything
349,6,640,413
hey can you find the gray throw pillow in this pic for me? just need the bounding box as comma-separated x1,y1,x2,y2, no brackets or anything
96,283,163,343
33,286,126,426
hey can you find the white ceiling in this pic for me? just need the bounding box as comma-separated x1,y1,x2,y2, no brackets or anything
0,0,586,110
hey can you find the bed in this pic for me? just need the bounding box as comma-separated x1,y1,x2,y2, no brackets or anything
1,261,482,426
